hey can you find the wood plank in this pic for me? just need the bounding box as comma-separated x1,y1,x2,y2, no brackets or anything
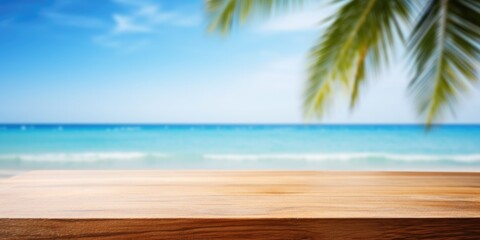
2,219,480,240
1,170,479,239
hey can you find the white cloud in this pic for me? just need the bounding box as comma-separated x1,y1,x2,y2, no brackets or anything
41,0,106,29
92,0,200,51
136,5,175,23
111,0,200,34
257,2,340,33
113,14,151,33
259,9,324,32
42,10,105,28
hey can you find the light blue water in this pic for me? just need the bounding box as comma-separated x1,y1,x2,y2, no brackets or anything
1,124,480,171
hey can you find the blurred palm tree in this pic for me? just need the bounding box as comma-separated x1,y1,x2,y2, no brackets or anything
205,0,479,126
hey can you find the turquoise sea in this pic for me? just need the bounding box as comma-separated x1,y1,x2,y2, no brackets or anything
1,124,480,172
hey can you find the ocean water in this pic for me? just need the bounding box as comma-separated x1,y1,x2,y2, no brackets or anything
0,124,480,171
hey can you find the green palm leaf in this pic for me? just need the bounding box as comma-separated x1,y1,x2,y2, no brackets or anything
206,0,305,34
408,0,480,127
205,0,480,125
305,0,411,117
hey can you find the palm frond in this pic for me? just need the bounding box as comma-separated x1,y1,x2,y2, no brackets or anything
350,44,369,109
205,0,305,35
305,0,411,118
408,0,480,127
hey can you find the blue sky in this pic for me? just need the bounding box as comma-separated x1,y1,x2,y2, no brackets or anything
0,0,479,124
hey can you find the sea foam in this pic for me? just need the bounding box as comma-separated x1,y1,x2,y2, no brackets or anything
0,152,167,162
203,153,480,163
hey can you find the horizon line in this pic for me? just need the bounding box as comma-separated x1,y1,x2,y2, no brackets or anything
1,123,480,126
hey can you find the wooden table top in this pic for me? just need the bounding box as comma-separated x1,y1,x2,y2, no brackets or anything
1,170,479,219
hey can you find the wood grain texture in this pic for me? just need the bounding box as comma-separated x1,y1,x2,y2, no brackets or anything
1,218,480,240
1,170,479,239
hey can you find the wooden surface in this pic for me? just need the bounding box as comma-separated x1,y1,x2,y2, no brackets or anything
2,219,480,240
1,170,480,239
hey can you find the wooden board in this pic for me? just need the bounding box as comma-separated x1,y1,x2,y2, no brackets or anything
1,170,480,239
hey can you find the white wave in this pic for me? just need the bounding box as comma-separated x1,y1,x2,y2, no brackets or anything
203,153,480,163
0,152,167,162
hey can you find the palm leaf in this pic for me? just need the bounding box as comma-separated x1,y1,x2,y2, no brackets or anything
205,0,305,35
408,0,480,127
204,0,479,126
350,44,369,109
305,0,411,118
